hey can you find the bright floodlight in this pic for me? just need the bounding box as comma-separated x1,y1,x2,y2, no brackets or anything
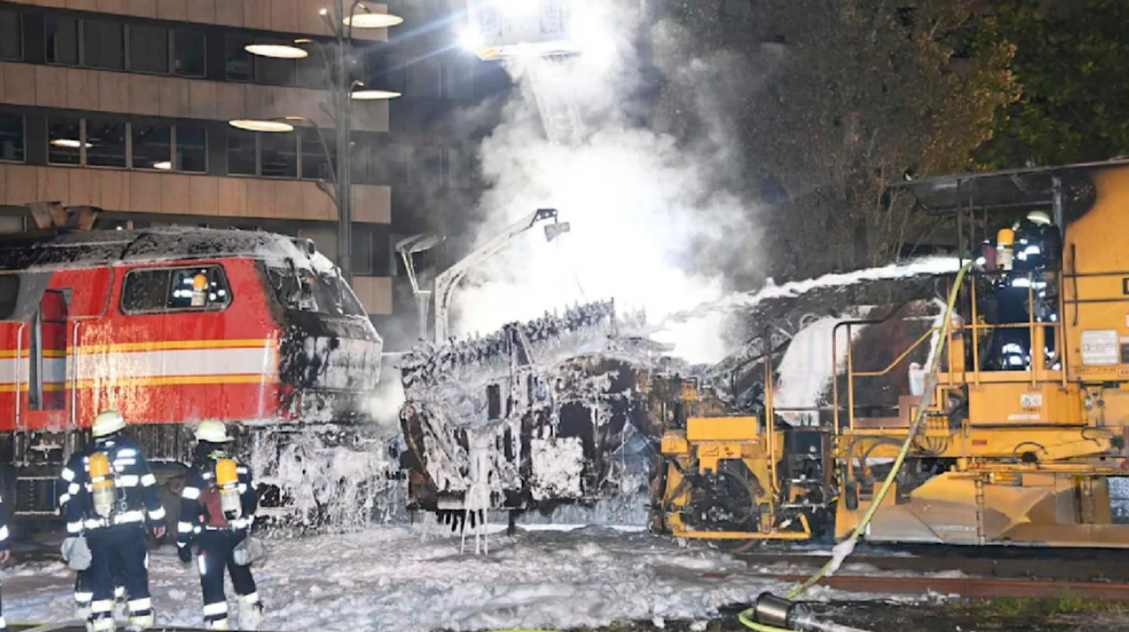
229,119,296,133
352,89,402,100
460,27,484,52
344,10,404,28
152,161,172,170
245,43,309,59
50,139,90,149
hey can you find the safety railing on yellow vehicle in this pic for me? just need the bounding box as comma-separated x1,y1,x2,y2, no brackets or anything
831,270,1066,433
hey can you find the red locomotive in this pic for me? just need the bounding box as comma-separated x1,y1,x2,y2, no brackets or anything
0,228,383,521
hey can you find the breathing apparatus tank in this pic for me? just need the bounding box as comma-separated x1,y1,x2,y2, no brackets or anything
996,227,1016,271
89,452,115,518
216,458,242,521
191,272,209,307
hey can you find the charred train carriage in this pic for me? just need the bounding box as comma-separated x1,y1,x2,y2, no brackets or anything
398,301,663,519
0,228,384,524
401,159,1129,548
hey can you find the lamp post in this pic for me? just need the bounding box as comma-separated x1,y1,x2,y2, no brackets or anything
236,1,402,284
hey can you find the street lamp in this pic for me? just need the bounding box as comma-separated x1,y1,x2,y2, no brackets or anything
343,4,405,28
239,0,403,284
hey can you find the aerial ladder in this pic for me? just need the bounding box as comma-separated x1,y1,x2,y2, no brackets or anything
396,209,570,343
463,0,587,146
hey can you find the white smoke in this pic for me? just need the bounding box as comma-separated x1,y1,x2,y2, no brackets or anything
450,1,760,364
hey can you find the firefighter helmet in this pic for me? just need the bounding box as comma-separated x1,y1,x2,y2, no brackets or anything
1027,210,1052,226
91,410,126,438
195,419,231,443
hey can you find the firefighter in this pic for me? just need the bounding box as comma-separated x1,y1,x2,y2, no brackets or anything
1015,210,1061,272
177,420,263,631
60,410,167,632
57,486,126,622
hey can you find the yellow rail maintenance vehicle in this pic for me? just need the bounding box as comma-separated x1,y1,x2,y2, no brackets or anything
657,159,1129,548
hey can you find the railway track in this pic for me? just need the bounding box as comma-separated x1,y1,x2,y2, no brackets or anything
765,574,1129,600
737,544,1129,582
733,544,1129,600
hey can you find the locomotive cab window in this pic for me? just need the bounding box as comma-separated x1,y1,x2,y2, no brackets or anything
122,266,231,314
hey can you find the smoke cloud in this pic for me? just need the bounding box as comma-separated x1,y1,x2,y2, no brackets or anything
450,1,761,364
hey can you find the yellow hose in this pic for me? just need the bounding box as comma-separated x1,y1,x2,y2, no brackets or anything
739,261,974,632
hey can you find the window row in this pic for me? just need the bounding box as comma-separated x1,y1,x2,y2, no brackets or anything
46,116,206,172
44,15,205,77
224,35,345,89
0,9,481,99
226,130,476,189
227,128,338,180
1,110,478,190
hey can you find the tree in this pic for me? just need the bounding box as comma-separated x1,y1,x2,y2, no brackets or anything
976,0,1129,169
653,0,1017,279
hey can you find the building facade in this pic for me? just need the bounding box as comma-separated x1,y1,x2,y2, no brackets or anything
0,0,400,316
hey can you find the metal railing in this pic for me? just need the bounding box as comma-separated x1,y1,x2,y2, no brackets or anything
832,271,1065,433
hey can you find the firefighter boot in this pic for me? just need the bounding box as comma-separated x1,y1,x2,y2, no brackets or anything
125,597,154,631
113,587,128,623
238,594,263,631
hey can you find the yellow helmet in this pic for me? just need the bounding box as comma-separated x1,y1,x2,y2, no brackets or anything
195,419,231,443
1027,210,1052,226
91,410,126,438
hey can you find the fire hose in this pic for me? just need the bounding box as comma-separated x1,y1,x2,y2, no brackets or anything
738,261,974,632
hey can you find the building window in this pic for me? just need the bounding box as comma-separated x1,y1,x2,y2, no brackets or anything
352,227,375,276
261,131,297,178
45,15,79,66
132,122,171,170
0,114,24,163
254,39,295,86
407,59,441,97
370,143,409,185
351,141,370,183
301,129,336,181
385,56,407,94
176,124,207,173
447,148,473,188
121,265,232,315
444,59,475,100
420,146,443,183
297,227,338,265
0,10,21,61
83,20,125,70
172,30,206,77
225,35,253,82
296,44,330,89
227,129,257,175
128,24,168,74
47,117,83,165
352,225,391,276
85,119,127,168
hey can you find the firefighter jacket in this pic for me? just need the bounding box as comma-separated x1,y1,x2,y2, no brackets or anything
177,452,257,549
60,438,167,535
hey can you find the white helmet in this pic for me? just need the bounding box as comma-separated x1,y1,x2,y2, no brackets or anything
1027,210,1052,226
195,419,230,443
91,410,126,438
